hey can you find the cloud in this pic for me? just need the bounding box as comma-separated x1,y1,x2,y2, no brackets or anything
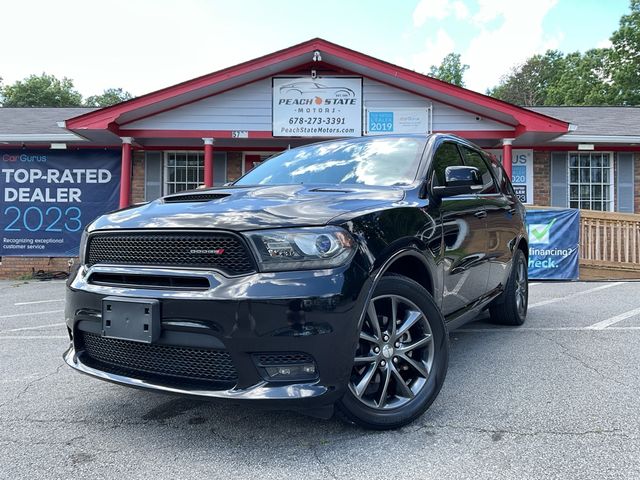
411,29,456,72
413,0,452,26
463,0,560,91
410,0,560,92
452,1,470,19
412,0,470,26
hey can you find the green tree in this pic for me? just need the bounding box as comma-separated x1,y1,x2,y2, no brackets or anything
609,0,640,104
1,73,83,107
85,87,133,107
546,49,614,105
489,1,640,106
487,50,567,106
429,53,469,87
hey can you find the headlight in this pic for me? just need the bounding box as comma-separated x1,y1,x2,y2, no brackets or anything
245,226,356,272
78,228,89,264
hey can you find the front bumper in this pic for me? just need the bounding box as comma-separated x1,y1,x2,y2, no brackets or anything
64,261,371,407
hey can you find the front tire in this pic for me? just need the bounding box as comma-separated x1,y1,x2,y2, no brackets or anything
337,275,449,430
489,248,528,326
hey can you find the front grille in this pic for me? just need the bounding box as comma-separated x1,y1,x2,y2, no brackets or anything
86,231,255,275
78,331,238,384
253,352,315,366
88,272,210,290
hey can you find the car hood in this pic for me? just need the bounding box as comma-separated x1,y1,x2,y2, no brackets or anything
88,184,405,232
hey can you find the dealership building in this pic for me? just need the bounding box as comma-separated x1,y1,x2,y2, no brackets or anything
0,38,639,277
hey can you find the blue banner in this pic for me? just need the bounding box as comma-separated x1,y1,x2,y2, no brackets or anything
527,208,580,280
1,150,120,256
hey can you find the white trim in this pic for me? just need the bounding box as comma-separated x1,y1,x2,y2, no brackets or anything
121,136,134,144
502,138,515,146
202,137,214,145
552,134,640,144
0,133,85,142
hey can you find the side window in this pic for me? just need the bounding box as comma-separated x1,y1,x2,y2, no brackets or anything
460,146,498,194
431,142,464,186
485,152,515,195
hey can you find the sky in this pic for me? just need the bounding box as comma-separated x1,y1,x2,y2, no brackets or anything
0,0,631,98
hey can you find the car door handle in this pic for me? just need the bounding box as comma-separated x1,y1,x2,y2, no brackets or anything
474,210,487,219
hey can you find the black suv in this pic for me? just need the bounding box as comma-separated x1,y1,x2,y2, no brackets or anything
64,134,528,429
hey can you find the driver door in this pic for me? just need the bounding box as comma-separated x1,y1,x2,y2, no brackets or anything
429,142,490,316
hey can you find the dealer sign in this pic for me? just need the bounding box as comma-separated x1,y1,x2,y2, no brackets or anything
272,77,362,137
0,150,120,257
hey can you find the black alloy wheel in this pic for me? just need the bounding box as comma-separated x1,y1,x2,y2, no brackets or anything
490,248,528,326
338,275,449,429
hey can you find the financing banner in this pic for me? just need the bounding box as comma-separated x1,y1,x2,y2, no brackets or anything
272,77,362,137
527,208,580,280
0,150,121,256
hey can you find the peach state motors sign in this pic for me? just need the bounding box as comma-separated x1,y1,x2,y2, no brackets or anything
272,77,362,137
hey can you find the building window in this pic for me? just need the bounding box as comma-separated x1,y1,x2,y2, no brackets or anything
164,152,204,194
568,152,613,211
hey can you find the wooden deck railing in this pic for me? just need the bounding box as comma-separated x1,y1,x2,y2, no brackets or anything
580,210,640,269
527,206,640,277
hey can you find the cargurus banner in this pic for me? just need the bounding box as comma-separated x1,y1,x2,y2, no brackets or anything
527,208,580,280
1,150,120,256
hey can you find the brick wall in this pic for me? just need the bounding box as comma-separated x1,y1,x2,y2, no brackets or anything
533,151,551,206
131,151,145,203
0,256,75,279
227,152,243,182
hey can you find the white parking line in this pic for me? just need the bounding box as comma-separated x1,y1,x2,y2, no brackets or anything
586,306,640,330
529,283,541,286
0,309,64,319
0,335,68,340
456,326,640,333
1,322,65,333
14,299,64,306
529,283,626,309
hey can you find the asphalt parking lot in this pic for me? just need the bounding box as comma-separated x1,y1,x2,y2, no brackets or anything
1,279,640,479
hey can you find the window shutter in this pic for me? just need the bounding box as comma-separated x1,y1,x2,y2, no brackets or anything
214,152,227,186
144,152,163,200
550,152,568,207
616,152,635,213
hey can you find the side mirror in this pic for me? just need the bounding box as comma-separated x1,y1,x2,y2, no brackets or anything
431,166,483,198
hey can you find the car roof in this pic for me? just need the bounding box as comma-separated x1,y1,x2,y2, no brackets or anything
289,133,474,148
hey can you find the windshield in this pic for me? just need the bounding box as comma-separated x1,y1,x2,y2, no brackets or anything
234,137,426,187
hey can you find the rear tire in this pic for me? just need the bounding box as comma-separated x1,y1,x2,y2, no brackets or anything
489,248,528,326
337,275,449,430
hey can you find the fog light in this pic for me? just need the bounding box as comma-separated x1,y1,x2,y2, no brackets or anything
265,363,316,379
252,352,318,382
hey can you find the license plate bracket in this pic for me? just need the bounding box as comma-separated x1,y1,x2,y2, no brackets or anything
102,296,160,343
